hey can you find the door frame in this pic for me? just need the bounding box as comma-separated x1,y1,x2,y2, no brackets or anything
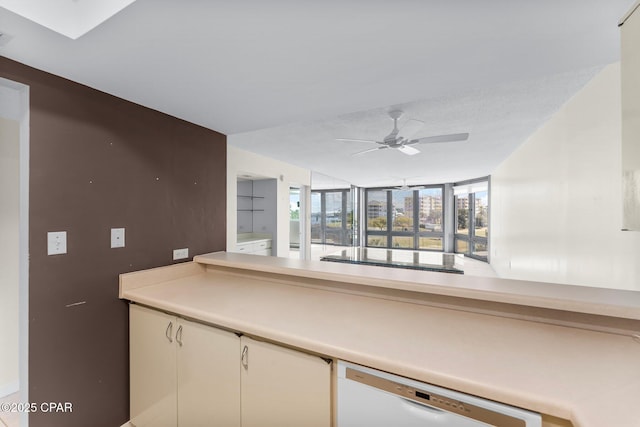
0,77,30,426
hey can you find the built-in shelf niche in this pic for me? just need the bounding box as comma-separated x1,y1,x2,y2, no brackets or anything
237,178,277,238
237,195,265,212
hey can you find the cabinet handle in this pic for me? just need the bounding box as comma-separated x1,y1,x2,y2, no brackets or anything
165,321,173,343
176,325,183,347
241,345,248,369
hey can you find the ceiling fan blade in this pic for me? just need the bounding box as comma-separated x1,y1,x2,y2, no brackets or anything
406,133,469,145
386,185,425,191
336,138,378,144
397,145,420,156
352,146,388,156
397,119,424,140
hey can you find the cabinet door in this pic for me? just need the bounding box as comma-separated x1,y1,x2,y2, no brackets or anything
240,336,331,427
177,319,241,427
130,304,177,427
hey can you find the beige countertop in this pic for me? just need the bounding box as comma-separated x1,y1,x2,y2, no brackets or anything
196,252,640,321
120,252,640,427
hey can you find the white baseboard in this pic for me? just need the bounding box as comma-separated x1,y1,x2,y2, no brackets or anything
0,380,19,399
120,422,133,427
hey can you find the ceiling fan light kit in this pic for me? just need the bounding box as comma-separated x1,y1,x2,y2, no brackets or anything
337,110,469,156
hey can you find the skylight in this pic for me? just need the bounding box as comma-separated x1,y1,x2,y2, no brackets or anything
0,0,136,39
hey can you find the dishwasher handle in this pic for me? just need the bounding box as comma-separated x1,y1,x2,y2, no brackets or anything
400,397,445,417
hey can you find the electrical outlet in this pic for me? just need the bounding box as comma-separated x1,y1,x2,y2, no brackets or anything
111,228,125,248
47,231,67,255
173,248,189,260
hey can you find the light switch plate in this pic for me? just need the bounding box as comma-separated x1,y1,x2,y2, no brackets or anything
111,228,125,248
173,248,189,260
47,231,67,255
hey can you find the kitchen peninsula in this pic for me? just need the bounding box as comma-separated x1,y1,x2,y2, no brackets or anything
120,252,640,427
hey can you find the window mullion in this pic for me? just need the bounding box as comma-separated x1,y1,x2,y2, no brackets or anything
321,192,326,245
413,190,419,249
386,190,392,248
342,190,348,245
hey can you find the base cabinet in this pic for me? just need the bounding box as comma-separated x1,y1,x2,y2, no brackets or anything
130,305,331,427
177,318,240,426
240,336,331,427
130,304,240,427
130,305,177,427
235,239,272,256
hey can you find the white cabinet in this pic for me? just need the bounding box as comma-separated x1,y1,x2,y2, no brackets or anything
130,306,331,427
130,305,177,427
130,304,240,427
235,238,272,256
177,318,240,427
240,336,332,427
621,2,640,231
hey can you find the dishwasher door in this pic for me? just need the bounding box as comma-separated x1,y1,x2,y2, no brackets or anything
337,361,541,427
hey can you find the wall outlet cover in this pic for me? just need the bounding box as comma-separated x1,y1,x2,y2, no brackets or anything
111,228,125,248
47,231,67,255
173,248,189,260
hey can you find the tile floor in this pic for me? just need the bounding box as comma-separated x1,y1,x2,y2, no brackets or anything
0,392,20,427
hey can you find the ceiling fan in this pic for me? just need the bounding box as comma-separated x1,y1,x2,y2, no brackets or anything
336,110,469,156
386,179,425,191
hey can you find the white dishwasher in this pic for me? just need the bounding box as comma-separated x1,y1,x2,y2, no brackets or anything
338,361,541,427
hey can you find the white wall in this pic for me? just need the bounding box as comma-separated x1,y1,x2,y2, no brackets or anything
0,116,20,396
227,146,311,257
491,63,640,290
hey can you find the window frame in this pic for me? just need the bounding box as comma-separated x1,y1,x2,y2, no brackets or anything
310,189,352,246
453,178,489,262
365,185,445,252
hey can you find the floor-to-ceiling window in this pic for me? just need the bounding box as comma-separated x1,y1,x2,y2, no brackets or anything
365,190,388,247
311,189,353,246
365,186,444,251
417,187,444,250
454,179,489,261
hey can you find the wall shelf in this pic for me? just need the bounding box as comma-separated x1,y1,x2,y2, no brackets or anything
237,178,276,248
237,193,265,212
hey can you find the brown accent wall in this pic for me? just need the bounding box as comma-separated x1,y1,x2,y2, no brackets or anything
0,57,227,427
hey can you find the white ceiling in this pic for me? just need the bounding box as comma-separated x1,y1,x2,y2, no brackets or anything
0,0,137,39
0,0,635,187
232,66,601,187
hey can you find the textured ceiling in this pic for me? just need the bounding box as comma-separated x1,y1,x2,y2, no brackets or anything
231,66,601,187
0,0,634,186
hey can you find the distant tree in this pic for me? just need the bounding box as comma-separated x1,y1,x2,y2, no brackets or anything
475,207,487,228
393,216,412,230
457,208,468,229
368,217,387,230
